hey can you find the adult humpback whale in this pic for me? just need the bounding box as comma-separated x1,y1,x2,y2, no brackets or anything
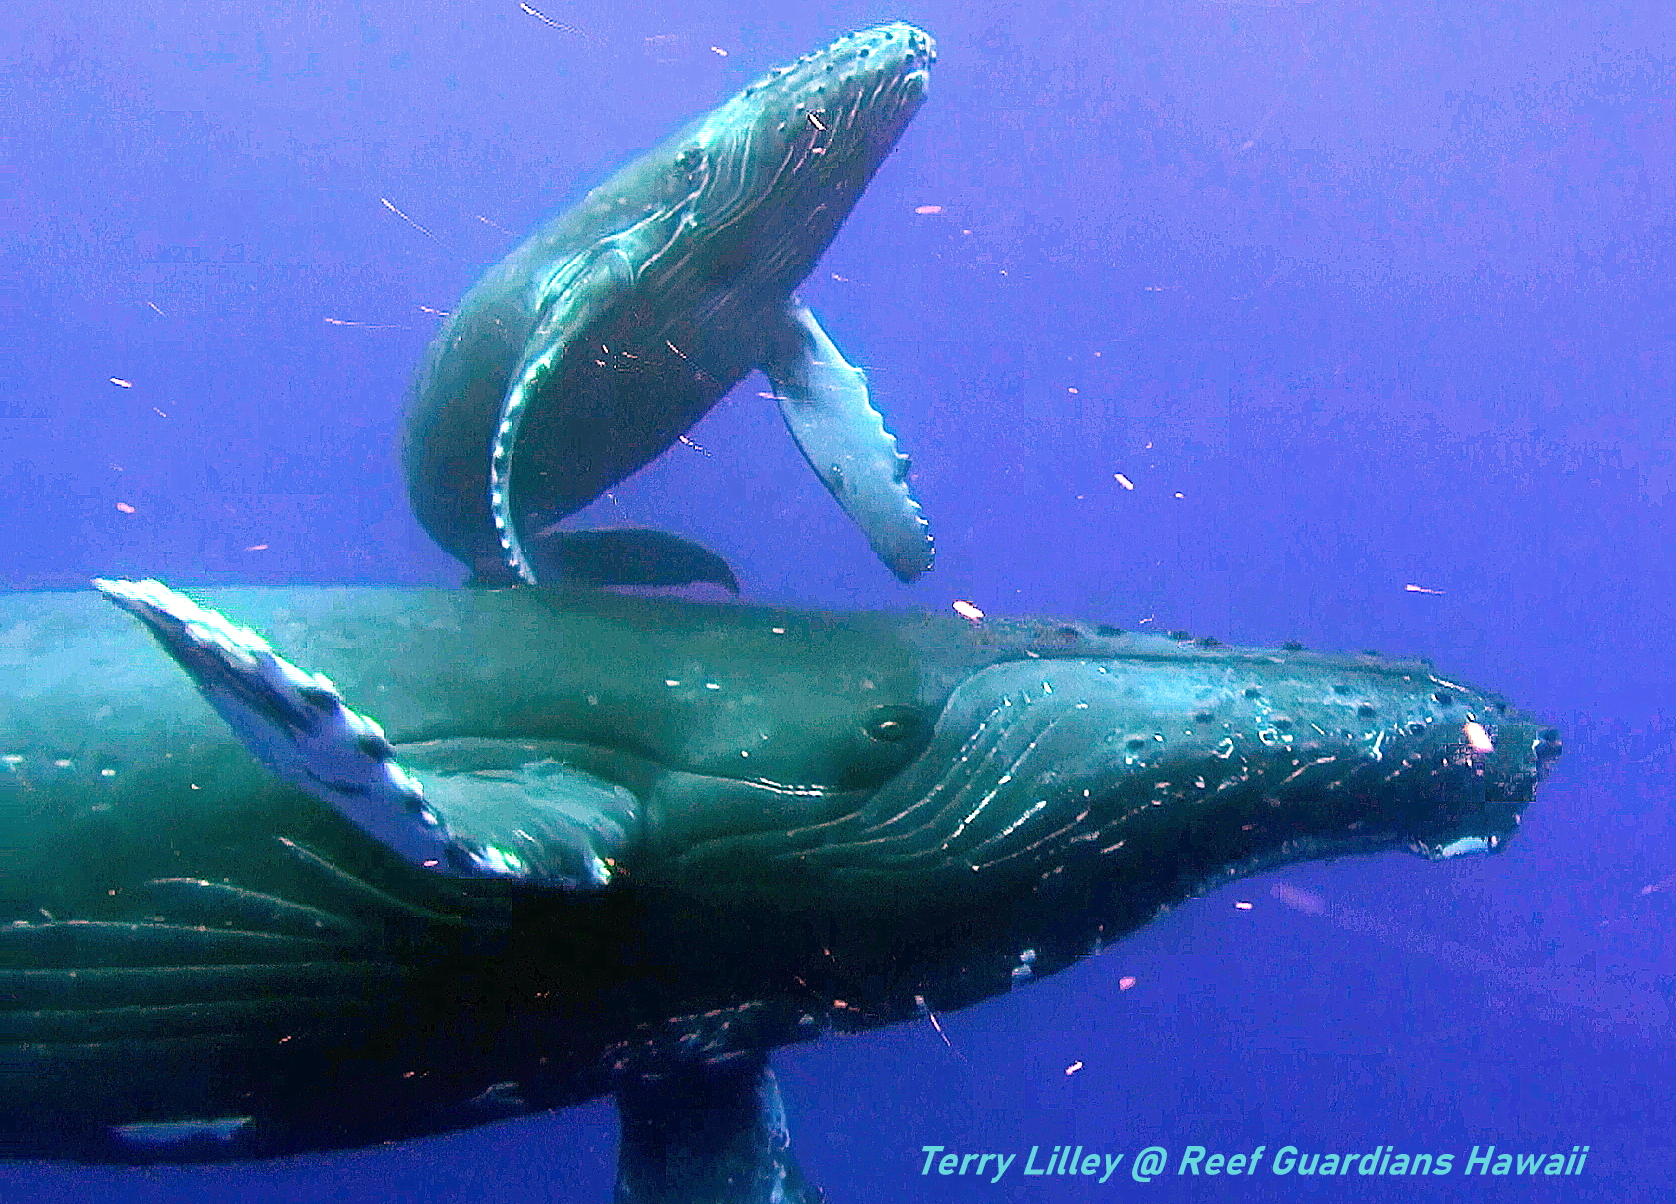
406,23,937,590
1,581,1559,1204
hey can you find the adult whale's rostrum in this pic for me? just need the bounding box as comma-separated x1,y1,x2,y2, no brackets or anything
406,23,936,589
1,582,1559,1202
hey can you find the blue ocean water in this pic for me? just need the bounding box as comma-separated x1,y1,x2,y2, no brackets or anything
4,0,1673,1200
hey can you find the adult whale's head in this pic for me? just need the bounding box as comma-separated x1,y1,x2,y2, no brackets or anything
637,22,935,299
647,623,1562,1016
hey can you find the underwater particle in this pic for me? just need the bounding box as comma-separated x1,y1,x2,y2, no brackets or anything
115,502,135,514
914,994,959,1054
953,600,984,622
110,377,133,388
914,204,942,214
1065,1060,1083,1076
1234,900,1253,910
379,196,442,245
246,544,268,552
324,316,407,330
1404,583,1444,595
1272,882,1326,914
530,8,597,42
710,46,728,56
1114,473,1135,490
1118,976,1137,990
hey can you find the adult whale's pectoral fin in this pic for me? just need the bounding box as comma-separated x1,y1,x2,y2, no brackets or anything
491,248,638,586
394,738,636,889
92,579,630,889
762,299,934,582
506,527,740,594
616,1054,821,1204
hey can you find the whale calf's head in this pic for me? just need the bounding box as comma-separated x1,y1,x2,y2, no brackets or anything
653,23,934,295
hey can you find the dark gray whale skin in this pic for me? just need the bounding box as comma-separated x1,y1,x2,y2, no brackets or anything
0,584,1558,1197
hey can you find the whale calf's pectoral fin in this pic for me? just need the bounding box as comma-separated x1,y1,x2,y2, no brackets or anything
498,526,740,594
615,1054,821,1204
492,247,638,586
762,298,934,582
92,579,627,889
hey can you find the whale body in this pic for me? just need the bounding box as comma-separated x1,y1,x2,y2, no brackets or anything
0,584,1558,1201
405,24,938,590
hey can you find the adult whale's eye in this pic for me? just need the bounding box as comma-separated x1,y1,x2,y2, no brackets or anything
864,705,924,743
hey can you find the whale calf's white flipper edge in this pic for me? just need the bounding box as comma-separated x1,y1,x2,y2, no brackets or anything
490,248,638,585
92,578,624,889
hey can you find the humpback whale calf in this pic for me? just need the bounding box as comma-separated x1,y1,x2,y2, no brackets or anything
1,580,1559,1202
406,23,937,590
